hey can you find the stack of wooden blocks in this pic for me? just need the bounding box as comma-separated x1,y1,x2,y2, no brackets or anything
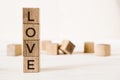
23,8,40,73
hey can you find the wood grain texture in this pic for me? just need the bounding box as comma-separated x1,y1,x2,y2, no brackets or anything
23,57,39,73
60,40,75,54
95,44,111,56
23,8,39,24
46,43,59,55
84,42,94,53
23,40,39,57
40,40,52,51
23,24,39,40
7,44,22,56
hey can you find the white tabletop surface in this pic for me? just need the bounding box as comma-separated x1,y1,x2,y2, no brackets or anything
0,52,120,80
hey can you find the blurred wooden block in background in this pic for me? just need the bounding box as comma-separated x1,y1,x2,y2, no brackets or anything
46,43,59,55
23,57,39,73
84,42,94,53
95,44,111,56
23,8,39,24
40,40,52,51
7,44,22,56
60,40,75,54
23,40,39,57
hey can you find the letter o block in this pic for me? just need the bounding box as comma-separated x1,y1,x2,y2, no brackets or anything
84,42,94,53
23,24,39,40
95,44,111,56
7,44,22,56
60,40,75,54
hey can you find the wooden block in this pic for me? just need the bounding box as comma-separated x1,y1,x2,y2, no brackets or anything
23,57,39,73
84,42,94,53
46,43,59,55
7,44,22,56
60,40,75,54
23,8,39,24
23,24,39,40
23,40,39,57
40,40,52,51
95,44,111,56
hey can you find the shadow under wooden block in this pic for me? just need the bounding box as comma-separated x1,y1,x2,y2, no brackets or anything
60,40,75,54
23,8,39,24
23,24,39,40
40,40,52,51
95,44,111,56
84,42,94,53
46,43,59,55
7,44,22,56
23,57,39,73
23,40,39,57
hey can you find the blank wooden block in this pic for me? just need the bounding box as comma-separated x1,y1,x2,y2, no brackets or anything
84,42,94,53
95,44,111,56
60,40,75,54
7,44,22,56
23,24,39,40
23,8,39,24
46,43,59,55
40,40,52,51
23,57,39,73
23,40,39,57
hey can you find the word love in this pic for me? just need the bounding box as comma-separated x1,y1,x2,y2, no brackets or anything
23,8,40,73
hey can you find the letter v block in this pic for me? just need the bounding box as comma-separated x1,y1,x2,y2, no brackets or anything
23,40,39,57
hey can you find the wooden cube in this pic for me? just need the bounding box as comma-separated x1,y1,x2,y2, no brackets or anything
40,40,52,51
46,43,59,55
23,8,39,24
23,40,39,57
7,44,22,56
95,44,111,56
84,42,94,53
23,57,39,73
60,40,75,54
23,24,39,40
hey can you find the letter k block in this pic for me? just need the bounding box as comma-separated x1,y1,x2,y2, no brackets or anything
23,40,39,57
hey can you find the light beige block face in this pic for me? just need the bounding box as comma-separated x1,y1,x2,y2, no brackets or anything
23,8,39,24
60,40,75,54
23,24,39,40
84,42,94,53
95,44,111,56
23,40,39,57
23,57,39,73
46,43,59,55
7,44,22,56
40,40,52,51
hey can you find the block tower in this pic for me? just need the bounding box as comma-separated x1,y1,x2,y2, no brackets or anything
23,8,40,73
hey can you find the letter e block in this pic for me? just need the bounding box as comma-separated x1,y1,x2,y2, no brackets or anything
23,57,39,73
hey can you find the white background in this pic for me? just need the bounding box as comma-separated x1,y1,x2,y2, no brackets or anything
0,0,120,52
0,0,120,80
